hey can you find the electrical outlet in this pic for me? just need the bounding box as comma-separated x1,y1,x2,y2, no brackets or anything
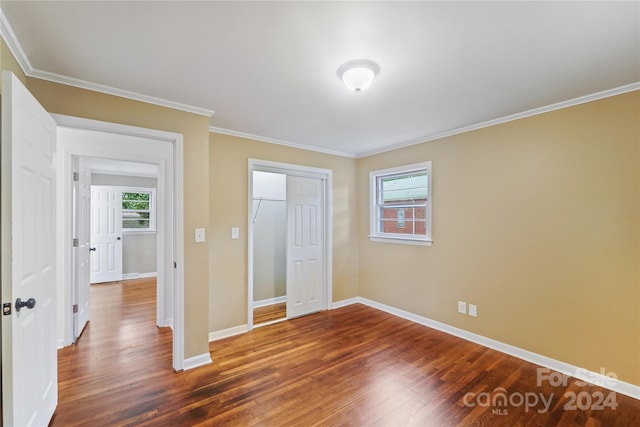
458,301,467,314
469,304,477,317
231,227,240,239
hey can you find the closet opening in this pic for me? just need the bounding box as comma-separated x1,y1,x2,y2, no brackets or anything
247,159,333,331
252,171,287,326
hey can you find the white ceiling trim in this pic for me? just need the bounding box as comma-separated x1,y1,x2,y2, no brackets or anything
212,82,640,159
3,7,636,159
208,126,357,159
30,68,215,118
0,9,32,75
357,82,640,158
0,9,215,118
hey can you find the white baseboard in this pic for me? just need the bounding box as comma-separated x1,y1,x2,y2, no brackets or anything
253,296,286,309
160,318,173,330
183,353,212,370
351,297,639,400
57,339,64,350
331,297,359,309
122,272,158,280
203,296,640,399
209,324,249,342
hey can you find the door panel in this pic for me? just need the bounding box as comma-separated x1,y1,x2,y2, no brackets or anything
1,71,58,427
73,157,91,341
90,186,123,283
286,176,324,318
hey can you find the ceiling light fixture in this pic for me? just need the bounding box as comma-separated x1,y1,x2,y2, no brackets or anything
337,59,380,92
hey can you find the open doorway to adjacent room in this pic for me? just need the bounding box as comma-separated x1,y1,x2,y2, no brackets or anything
55,116,185,371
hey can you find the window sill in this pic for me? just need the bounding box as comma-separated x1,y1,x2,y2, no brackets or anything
369,235,433,246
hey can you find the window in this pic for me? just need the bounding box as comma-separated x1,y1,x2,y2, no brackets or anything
369,161,432,245
122,188,156,231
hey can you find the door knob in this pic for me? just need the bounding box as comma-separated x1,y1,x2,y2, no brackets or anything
90,247,96,252
117,237,121,240
15,297,36,312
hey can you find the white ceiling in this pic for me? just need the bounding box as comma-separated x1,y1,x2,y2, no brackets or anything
2,1,638,157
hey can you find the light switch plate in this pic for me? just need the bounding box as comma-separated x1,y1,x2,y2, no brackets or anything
231,227,240,239
195,228,205,243
458,301,467,314
469,304,477,317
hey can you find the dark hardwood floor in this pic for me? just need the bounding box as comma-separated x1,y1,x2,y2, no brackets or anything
253,302,287,325
53,278,640,426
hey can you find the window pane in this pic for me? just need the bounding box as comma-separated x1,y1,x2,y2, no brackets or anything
122,192,150,210
378,206,427,235
379,173,427,205
122,191,152,229
370,162,431,244
122,201,149,210
123,211,150,219
123,219,150,229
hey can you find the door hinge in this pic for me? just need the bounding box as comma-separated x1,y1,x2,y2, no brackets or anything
73,171,79,181
173,261,177,269
73,304,78,314
73,238,79,247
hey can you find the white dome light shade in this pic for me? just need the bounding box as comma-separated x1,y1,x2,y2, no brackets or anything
337,60,380,92
342,67,375,92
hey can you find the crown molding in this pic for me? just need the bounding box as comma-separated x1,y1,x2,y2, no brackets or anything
3,7,635,155
208,126,357,158
0,9,33,74
30,68,215,117
357,82,640,158
211,81,639,159
0,9,214,118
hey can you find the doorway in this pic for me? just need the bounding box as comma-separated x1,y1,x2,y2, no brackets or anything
1,73,184,425
55,115,185,371
87,163,159,285
247,159,333,330
71,156,160,343
252,171,287,326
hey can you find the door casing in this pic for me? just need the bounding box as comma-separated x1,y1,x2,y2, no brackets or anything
54,114,185,371
247,159,333,331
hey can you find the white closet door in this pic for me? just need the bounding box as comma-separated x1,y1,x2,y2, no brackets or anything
286,176,324,318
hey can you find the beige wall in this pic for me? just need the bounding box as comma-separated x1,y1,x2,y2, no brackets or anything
253,199,287,301
357,91,640,385
21,78,211,360
209,133,359,331
3,35,638,387
0,39,26,92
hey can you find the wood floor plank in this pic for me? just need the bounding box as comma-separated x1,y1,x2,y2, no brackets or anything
253,302,286,325
52,279,640,426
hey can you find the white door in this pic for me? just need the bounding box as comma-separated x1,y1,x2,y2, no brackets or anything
286,176,325,318
1,72,58,426
90,186,123,283
72,157,92,340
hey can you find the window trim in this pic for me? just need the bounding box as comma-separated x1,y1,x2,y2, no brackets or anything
121,187,157,232
369,161,432,246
